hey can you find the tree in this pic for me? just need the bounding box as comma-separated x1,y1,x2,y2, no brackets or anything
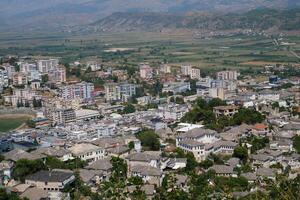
12,159,46,182
41,74,49,83
128,176,143,186
136,130,160,151
128,141,135,150
123,104,136,114
293,136,300,154
186,152,198,172
0,188,28,200
233,146,248,164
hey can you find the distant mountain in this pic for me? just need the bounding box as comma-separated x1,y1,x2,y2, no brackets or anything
83,9,300,32
0,0,299,31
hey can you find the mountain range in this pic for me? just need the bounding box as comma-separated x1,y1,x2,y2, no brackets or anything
0,0,299,31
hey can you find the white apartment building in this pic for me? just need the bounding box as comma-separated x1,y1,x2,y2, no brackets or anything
61,82,94,101
157,103,189,121
104,83,136,102
20,62,37,73
49,67,66,83
0,68,9,92
181,65,201,80
217,70,238,80
37,59,59,73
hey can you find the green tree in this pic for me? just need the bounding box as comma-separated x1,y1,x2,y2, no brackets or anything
136,130,160,151
12,159,46,182
123,104,136,114
128,141,135,150
41,74,49,83
233,146,248,164
128,176,143,186
293,136,300,154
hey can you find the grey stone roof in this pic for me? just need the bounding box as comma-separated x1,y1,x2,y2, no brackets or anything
79,169,103,183
131,165,162,176
256,168,275,177
106,145,130,155
20,187,48,200
25,169,74,183
213,140,238,148
3,149,45,162
32,147,71,157
251,154,271,162
85,158,112,171
177,128,217,139
178,139,204,147
210,165,234,174
241,172,257,181
227,158,240,167
127,152,160,162
282,123,300,131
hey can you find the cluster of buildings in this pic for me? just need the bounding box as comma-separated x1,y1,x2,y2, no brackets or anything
0,55,300,199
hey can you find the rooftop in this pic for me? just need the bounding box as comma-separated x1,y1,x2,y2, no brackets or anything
25,169,74,183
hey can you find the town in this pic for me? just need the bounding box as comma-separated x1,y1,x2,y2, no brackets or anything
0,54,299,200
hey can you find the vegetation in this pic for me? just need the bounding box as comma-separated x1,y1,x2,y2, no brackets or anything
181,98,265,132
136,130,160,151
12,159,46,182
293,136,300,154
0,188,28,200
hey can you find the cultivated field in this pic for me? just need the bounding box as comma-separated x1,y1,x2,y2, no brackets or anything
0,31,299,71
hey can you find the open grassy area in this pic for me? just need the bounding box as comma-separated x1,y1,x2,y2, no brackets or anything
0,117,29,132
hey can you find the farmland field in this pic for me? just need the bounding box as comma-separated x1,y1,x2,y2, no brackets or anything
0,31,299,70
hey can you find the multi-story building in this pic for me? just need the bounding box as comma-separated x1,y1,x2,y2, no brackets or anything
213,105,239,117
160,64,172,74
162,82,191,94
20,62,37,73
4,89,42,107
69,143,106,163
50,108,76,125
12,72,28,86
181,65,201,80
157,104,189,121
49,67,66,83
61,82,94,101
104,83,136,102
0,68,9,92
25,169,75,191
37,59,59,73
217,71,238,80
176,128,237,162
139,64,153,79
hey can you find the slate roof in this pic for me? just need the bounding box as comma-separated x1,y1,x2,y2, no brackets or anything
241,172,257,181
127,152,160,162
210,165,234,174
177,128,217,139
25,169,74,183
85,158,112,171
131,165,162,176
3,149,45,162
256,168,275,177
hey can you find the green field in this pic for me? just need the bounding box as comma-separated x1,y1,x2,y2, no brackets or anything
0,117,28,132
0,31,299,70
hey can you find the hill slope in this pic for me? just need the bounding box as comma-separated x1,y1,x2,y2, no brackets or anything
83,9,300,32
0,0,299,31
